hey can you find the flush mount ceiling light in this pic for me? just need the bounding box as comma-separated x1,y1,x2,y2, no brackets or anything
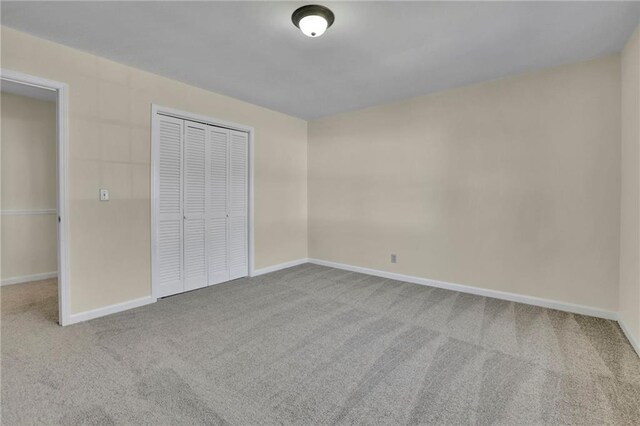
291,4,335,38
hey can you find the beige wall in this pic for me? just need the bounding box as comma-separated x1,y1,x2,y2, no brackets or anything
0,25,633,322
1,92,57,281
620,26,640,344
1,27,308,313
309,55,621,311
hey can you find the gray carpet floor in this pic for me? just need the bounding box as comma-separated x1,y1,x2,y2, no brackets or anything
1,264,639,425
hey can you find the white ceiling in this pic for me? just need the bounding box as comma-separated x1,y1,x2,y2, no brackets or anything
2,1,639,119
1,79,56,102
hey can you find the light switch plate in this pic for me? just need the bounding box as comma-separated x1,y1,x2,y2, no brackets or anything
100,188,109,201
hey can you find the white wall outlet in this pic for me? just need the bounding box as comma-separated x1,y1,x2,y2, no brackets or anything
391,254,397,263
99,188,110,201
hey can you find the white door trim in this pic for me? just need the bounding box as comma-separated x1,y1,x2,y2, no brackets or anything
0,69,71,326
151,104,255,300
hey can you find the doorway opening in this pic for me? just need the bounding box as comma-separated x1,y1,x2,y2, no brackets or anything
0,70,69,326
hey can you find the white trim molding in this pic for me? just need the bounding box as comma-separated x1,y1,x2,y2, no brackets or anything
1,271,57,286
68,296,156,325
308,258,618,321
0,68,71,326
68,257,307,324
617,316,640,357
308,258,638,356
1,209,57,216
252,258,309,277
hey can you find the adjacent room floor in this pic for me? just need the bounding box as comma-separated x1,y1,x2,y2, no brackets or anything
2,264,639,425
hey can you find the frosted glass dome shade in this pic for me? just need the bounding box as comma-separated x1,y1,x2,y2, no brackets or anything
292,5,335,38
299,15,328,37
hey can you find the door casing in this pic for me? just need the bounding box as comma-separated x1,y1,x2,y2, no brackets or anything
0,68,71,325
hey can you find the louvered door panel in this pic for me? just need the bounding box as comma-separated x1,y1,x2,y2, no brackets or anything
208,218,228,284
183,122,208,291
229,216,247,279
228,130,248,280
156,116,184,297
208,127,230,285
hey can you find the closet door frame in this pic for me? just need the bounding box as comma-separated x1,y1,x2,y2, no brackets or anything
151,104,255,300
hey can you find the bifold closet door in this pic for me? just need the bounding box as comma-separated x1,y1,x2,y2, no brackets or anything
156,116,184,298
155,114,248,298
183,121,208,291
207,127,230,285
229,130,248,280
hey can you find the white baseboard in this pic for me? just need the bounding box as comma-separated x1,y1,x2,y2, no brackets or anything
617,315,640,357
1,271,57,286
252,258,310,277
66,257,305,325
53,256,639,358
308,258,618,321
67,296,156,325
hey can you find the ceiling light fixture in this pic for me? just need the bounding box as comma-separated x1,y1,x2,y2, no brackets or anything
291,4,335,38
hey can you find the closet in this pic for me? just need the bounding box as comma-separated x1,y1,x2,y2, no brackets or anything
154,113,248,298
